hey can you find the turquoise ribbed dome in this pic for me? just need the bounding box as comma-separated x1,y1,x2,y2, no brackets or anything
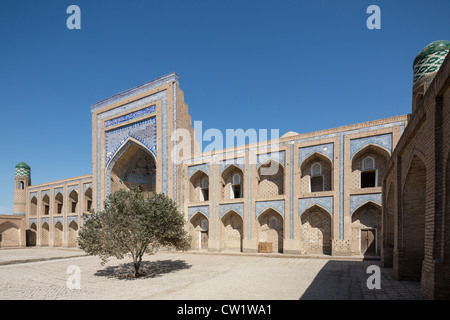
413,40,450,67
15,162,31,177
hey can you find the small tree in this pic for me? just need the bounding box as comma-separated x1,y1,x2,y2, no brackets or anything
77,189,191,277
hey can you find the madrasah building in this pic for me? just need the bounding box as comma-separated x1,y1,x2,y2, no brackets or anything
2,41,450,280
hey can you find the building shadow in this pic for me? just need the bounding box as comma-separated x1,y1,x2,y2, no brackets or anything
299,260,420,300
94,259,191,280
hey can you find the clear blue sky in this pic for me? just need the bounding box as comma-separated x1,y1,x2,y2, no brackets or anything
0,0,449,214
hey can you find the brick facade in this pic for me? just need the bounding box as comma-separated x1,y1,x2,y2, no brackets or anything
382,43,450,299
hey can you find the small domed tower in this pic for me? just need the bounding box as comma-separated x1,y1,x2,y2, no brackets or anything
13,162,31,216
412,40,450,113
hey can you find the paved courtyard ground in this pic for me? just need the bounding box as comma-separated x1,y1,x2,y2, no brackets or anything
0,248,420,300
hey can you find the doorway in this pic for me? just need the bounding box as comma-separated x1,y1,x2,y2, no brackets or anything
200,231,208,249
361,229,376,255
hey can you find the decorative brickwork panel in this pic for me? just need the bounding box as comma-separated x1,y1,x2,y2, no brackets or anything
257,162,284,197
300,206,332,254
221,211,243,251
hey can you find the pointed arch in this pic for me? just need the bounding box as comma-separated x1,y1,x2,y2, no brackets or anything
27,222,37,246
352,143,391,162
41,194,50,215
54,192,64,214
30,196,38,216
257,208,284,253
0,222,20,247
221,164,244,201
106,137,157,170
352,144,390,189
189,170,209,202
351,200,382,217
40,222,49,247
220,210,243,252
300,152,333,193
189,212,209,250
300,204,332,255
107,138,157,199
68,220,78,247
69,190,78,213
257,159,285,197
53,221,63,247
299,203,333,219
84,187,93,212
400,155,426,280
351,202,381,256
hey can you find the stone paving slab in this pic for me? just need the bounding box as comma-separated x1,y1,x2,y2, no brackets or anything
0,248,420,300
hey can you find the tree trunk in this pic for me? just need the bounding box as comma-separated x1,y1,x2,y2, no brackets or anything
133,254,143,277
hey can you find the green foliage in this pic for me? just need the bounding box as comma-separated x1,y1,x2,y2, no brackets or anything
77,189,191,277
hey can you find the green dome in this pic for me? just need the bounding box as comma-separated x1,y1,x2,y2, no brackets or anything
15,162,31,177
413,40,450,66
15,162,30,170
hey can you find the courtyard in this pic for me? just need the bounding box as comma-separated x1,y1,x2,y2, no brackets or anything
0,248,420,300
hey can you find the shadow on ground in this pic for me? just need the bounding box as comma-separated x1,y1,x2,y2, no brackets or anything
94,259,191,280
299,260,421,300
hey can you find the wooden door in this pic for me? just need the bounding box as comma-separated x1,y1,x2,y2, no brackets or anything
361,229,376,255
200,231,208,249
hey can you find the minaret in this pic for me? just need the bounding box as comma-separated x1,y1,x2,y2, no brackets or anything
412,40,450,113
13,162,31,216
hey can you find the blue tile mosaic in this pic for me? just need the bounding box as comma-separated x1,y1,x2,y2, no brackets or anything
188,205,210,221
350,133,392,159
298,197,333,217
255,200,285,219
29,218,37,227
54,187,64,196
349,193,382,214
219,202,244,219
83,183,92,193
67,216,78,224
256,151,286,169
219,157,245,175
68,185,78,195
105,117,157,167
104,105,156,128
41,190,50,199
95,90,168,210
188,163,210,179
298,143,334,165
53,216,63,226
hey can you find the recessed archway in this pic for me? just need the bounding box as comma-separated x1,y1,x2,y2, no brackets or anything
220,210,243,252
351,202,381,256
53,221,63,247
400,155,426,281
41,222,49,247
0,222,20,248
300,152,333,193
257,160,284,197
189,212,209,250
27,222,37,247
109,142,156,199
221,165,244,201
68,220,78,247
352,145,390,189
300,205,332,255
257,208,284,253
